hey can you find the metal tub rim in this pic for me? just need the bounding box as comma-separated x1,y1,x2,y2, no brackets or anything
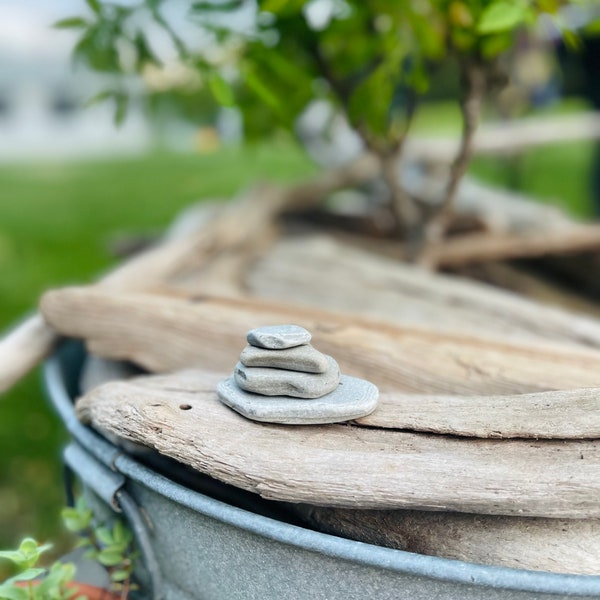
43,344,600,598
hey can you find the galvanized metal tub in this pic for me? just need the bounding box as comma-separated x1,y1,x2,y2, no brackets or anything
44,342,600,600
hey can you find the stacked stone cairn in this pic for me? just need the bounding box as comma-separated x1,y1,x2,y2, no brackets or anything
217,325,379,424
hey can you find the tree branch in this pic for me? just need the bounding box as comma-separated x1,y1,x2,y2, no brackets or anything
424,59,488,246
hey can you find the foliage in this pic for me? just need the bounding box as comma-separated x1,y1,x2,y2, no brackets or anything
56,0,597,249
0,538,78,600
0,498,137,599
61,497,138,597
57,0,595,142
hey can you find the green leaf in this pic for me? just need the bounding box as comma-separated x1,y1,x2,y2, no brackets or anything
111,521,131,545
61,508,87,533
8,568,45,583
0,583,28,600
584,17,600,35
83,90,114,108
113,93,129,126
110,569,131,582
97,549,123,567
94,527,114,546
0,539,52,570
36,562,76,598
0,550,24,565
480,31,513,57
86,0,102,14
260,0,290,13
561,27,581,50
348,61,398,138
134,32,159,67
53,17,88,29
243,67,286,118
208,73,236,106
191,0,242,11
477,1,529,34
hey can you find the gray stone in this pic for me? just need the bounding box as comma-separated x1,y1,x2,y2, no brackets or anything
234,356,339,399
217,375,379,425
246,325,311,350
239,344,329,374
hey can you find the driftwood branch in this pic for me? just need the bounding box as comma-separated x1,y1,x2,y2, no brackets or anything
0,314,59,392
75,369,600,519
245,235,600,348
423,61,487,246
425,223,600,269
40,287,600,395
355,388,600,438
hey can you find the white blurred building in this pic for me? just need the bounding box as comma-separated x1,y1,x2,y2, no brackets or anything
0,0,153,161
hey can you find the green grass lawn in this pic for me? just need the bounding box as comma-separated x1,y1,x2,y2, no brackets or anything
0,117,596,565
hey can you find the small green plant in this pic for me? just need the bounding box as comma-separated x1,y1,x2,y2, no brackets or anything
0,498,137,600
0,538,79,600
61,497,138,599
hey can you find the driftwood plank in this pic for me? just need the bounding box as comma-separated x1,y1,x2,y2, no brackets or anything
245,235,600,347
291,505,600,575
424,224,600,269
76,369,600,518
40,287,600,395
356,388,600,438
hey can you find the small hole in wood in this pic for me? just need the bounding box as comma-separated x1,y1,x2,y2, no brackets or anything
179,404,192,411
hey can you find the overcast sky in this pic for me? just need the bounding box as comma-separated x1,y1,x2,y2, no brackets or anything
0,0,87,60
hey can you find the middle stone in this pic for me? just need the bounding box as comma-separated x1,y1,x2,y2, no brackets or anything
239,344,330,374
234,356,340,399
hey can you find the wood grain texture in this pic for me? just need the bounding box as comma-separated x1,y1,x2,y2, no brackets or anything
291,505,600,575
246,235,600,347
356,388,600,438
75,370,600,518
41,286,600,395
424,224,600,269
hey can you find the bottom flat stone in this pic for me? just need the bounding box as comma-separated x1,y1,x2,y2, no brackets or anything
216,375,378,425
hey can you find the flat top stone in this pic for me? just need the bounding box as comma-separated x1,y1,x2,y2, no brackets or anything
247,325,311,350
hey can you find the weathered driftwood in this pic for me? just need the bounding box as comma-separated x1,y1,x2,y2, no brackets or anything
244,235,600,347
75,369,600,518
403,168,572,235
356,388,600,438
40,287,600,395
424,223,600,269
290,505,600,575
449,261,600,317
0,314,59,393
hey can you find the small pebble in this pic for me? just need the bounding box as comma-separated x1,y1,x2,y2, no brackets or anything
234,356,339,399
239,344,329,374
217,375,379,425
247,325,311,350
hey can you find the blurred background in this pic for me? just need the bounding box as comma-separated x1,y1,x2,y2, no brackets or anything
0,0,598,566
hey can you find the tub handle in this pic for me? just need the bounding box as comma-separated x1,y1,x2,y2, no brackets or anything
64,442,163,600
